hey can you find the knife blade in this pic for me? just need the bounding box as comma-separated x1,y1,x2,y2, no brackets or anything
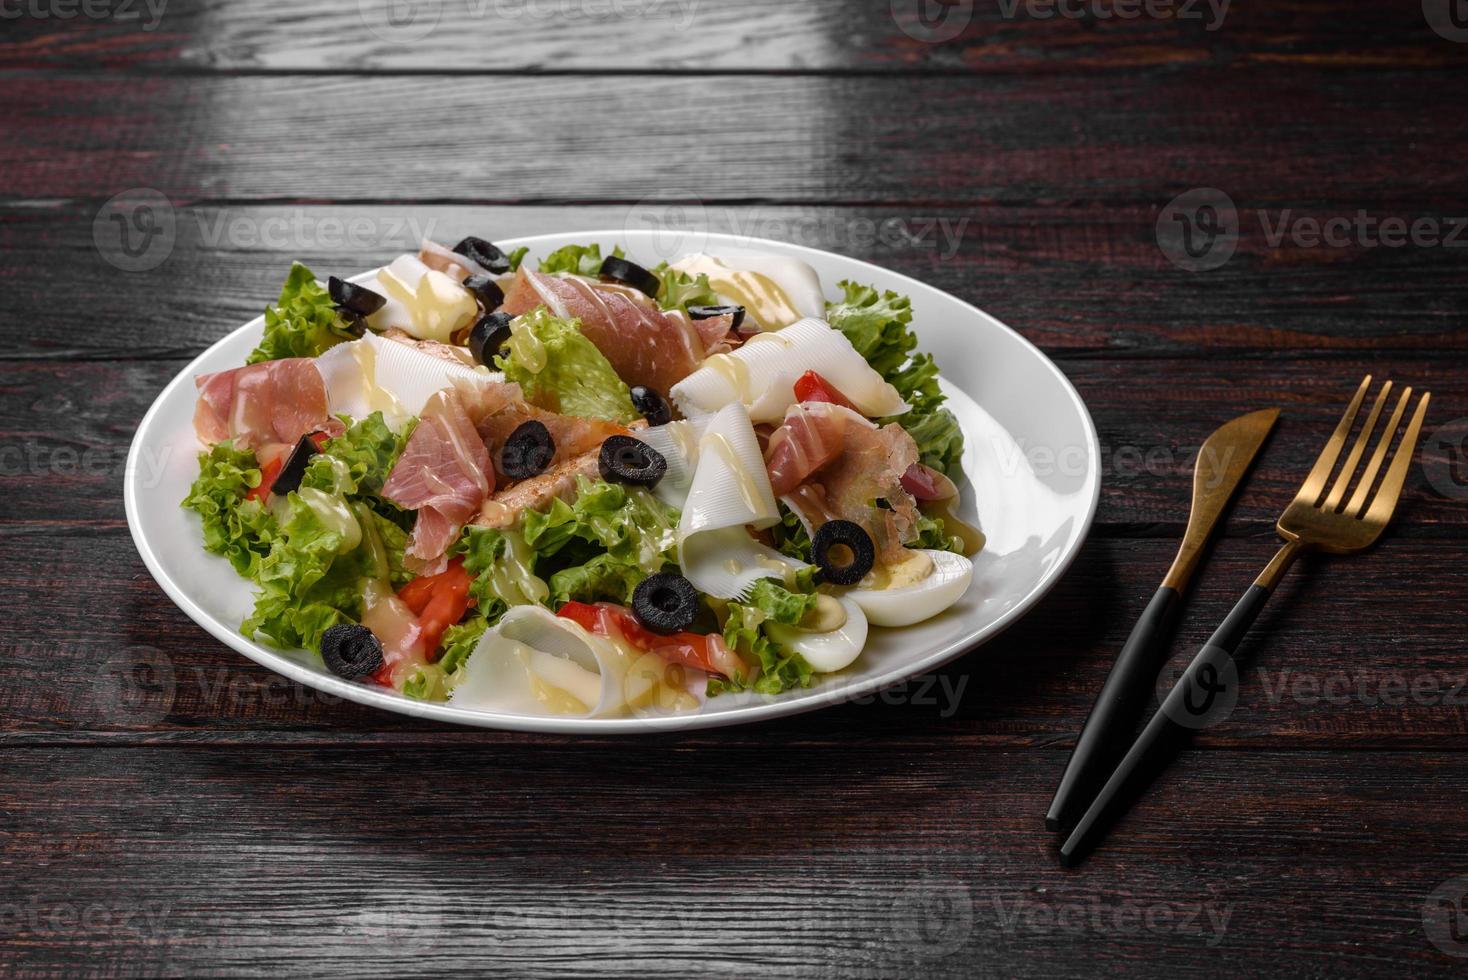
1044,407,1279,833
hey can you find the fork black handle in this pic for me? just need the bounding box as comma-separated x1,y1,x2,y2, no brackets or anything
1045,586,1182,832
1057,581,1275,868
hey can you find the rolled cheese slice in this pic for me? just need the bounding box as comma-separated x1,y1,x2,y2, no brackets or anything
670,317,908,423
315,330,503,424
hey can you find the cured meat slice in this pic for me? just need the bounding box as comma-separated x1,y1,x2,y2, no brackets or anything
769,403,922,566
193,358,343,450
382,386,496,568
502,268,724,391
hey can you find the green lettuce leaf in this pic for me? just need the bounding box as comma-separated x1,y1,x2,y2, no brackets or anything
826,280,964,476
301,412,414,501
240,492,368,651
246,262,357,364
651,263,720,312
506,246,529,271
181,442,281,578
710,602,815,697
537,243,623,277
494,307,638,423
744,577,819,626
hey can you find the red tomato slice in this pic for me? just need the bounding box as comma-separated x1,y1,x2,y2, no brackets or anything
245,456,283,503
557,601,748,681
792,370,858,410
397,559,473,659
309,431,331,451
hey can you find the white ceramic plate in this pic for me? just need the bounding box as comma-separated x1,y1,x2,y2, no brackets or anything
126,230,1099,733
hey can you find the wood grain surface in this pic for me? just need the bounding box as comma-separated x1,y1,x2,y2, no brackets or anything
2,0,1467,976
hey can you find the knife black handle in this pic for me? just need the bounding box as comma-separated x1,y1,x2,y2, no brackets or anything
1045,586,1182,832
1057,584,1273,867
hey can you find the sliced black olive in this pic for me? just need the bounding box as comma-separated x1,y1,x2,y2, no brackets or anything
628,385,672,427
453,236,512,275
500,420,555,480
632,572,700,635
268,433,321,497
812,520,876,586
320,624,384,680
688,304,746,331
340,312,368,338
462,273,505,312
328,276,386,316
598,435,666,488
598,255,659,299
468,312,514,367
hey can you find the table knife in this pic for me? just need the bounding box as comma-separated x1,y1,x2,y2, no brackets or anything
1044,407,1279,833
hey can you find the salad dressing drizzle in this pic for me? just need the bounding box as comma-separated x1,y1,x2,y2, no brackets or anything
674,256,803,330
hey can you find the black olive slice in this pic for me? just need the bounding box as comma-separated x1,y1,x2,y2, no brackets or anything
468,312,514,367
269,433,321,497
452,237,512,275
632,572,700,635
687,304,746,331
628,385,672,427
598,435,666,488
598,256,659,299
812,520,876,586
320,624,384,680
328,276,387,316
462,273,505,312
500,420,555,480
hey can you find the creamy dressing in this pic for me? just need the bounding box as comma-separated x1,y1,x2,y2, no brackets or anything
355,504,426,689
484,529,550,607
673,255,806,330
504,319,548,374
297,487,363,551
700,432,764,515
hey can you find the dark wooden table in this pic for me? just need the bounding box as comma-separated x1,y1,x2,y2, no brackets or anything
4,2,1467,976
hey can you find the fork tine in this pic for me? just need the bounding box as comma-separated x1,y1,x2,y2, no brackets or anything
1323,380,1391,511
1345,385,1412,517
1363,391,1431,525
1299,376,1372,505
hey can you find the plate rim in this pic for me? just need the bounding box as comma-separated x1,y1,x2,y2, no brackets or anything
125,229,1101,734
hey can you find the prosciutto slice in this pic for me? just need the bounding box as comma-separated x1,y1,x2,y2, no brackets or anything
193,358,342,450
382,384,505,569
765,402,921,565
501,268,732,392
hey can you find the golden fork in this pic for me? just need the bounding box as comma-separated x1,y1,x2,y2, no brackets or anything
1060,376,1431,866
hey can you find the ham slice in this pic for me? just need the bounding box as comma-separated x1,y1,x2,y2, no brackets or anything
193,359,342,450
766,402,921,565
381,385,502,569
501,268,729,392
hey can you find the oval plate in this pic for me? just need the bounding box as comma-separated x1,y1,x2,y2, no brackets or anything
126,230,1100,733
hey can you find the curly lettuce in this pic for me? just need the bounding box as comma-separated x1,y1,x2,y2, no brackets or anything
651,263,720,312
246,262,358,364
537,243,622,277
495,308,638,423
826,280,964,476
182,442,280,578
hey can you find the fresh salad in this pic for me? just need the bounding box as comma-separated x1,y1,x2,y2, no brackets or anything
183,238,985,718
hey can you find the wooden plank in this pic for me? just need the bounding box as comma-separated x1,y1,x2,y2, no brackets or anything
3,527,1466,745
3,746,1468,976
4,203,1466,360
0,0,1455,72
4,354,1464,529
3,70,1465,204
